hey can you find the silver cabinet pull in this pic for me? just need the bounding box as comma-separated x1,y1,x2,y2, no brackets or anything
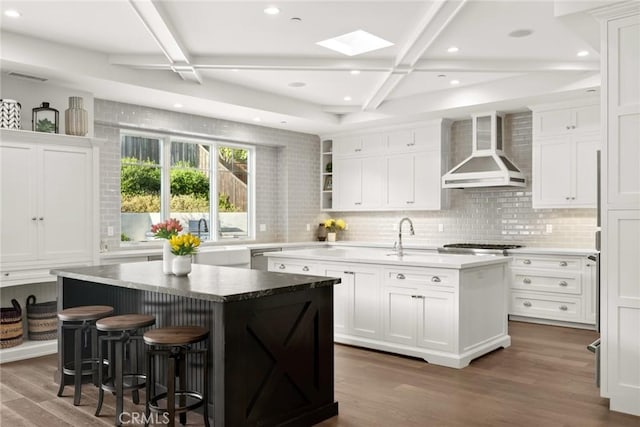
406,201,414,204
354,148,362,152
571,125,576,129
278,264,286,270
431,276,441,283
523,278,531,284
559,261,568,267
3,272,9,276
559,281,568,287
354,202,362,205
396,273,406,280
302,266,309,272
523,301,532,307
586,263,591,267
571,197,575,200
559,305,568,311
31,217,37,221
411,295,424,299
566,125,571,130
523,259,531,265
343,271,355,275
39,217,44,220
566,197,571,200
406,142,415,147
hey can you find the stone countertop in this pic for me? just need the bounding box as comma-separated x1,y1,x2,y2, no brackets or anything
52,261,339,303
265,248,510,269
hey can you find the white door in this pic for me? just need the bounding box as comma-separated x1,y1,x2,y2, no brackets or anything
417,290,455,352
351,268,381,338
334,157,362,209
386,154,413,207
382,286,417,346
39,146,93,260
534,137,572,207
413,151,441,209
0,144,38,263
573,134,599,207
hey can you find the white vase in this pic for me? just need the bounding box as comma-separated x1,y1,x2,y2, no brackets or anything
327,232,337,242
64,96,88,136
172,255,192,276
162,240,174,274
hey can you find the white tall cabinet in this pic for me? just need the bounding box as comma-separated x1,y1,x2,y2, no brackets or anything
593,3,640,416
0,129,100,362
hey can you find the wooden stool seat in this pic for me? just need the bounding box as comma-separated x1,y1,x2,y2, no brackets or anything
96,314,155,332
58,305,114,322
143,326,208,346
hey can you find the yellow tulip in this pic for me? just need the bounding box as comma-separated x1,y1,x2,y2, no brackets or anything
335,219,346,230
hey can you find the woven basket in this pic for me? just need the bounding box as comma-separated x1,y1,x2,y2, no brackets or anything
26,295,57,341
0,299,23,349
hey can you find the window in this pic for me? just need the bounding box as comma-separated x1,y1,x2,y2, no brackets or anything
120,132,253,243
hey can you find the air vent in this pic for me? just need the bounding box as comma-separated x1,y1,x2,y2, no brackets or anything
8,72,48,82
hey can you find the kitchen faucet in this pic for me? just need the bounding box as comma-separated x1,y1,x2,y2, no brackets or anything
197,218,208,239
395,217,415,257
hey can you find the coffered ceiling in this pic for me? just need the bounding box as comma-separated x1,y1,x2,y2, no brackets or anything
0,1,605,134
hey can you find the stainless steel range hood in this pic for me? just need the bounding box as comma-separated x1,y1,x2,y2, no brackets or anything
442,112,526,188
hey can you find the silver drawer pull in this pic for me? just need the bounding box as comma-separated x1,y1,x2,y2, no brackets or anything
302,266,309,272
39,217,44,221
343,271,354,275
278,264,286,270
31,217,37,221
411,295,424,299
431,276,441,283
523,301,532,307
523,259,531,265
406,201,414,204
559,261,568,267
559,281,568,287
3,273,9,276
566,125,571,130
396,273,406,280
354,202,362,205
559,305,568,311
523,278,531,284
354,148,362,152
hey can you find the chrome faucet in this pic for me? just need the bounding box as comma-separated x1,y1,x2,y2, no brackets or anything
197,218,208,239
395,217,415,257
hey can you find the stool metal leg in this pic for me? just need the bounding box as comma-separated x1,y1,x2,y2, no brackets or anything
130,339,139,404
144,347,153,427
56,325,66,397
115,339,124,427
179,350,187,425
91,325,99,386
203,347,210,427
73,326,83,405
167,354,177,427
95,334,106,416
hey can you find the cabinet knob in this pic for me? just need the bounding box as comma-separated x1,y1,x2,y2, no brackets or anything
39,217,44,221
523,259,531,265
302,266,309,272
396,273,406,280
523,278,531,284
278,264,286,270
559,281,568,287
566,197,571,200
431,276,441,283
559,305,568,311
566,125,571,130
523,301,532,307
3,273,9,276
31,217,37,221
571,125,576,129
559,261,568,267
586,263,591,267
571,197,575,200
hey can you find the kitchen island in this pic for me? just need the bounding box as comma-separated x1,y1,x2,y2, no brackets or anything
53,261,340,426
266,248,511,368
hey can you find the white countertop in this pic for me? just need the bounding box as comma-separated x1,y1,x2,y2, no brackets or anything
265,247,511,269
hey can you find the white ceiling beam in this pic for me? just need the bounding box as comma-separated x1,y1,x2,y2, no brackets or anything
127,0,202,83
412,58,601,72
363,0,468,111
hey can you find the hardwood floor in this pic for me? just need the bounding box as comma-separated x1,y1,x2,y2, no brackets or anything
1,321,638,426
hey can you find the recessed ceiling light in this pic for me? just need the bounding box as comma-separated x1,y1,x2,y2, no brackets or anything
253,117,262,122
317,30,393,57
288,81,306,88
4,9,20,18
577,50,590,57
447,46,459,53
231,68,239,72
450,80,460,85
343,96,353,101
350,70,361,75
263,6,280,15
508,29,533,38
173,103,183,108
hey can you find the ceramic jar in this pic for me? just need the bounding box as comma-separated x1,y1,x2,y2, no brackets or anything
65,96,88,136
327,232,337,242
162,240,175,274
172,255,192,276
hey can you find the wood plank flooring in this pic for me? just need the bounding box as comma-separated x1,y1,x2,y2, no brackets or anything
1,321,638,426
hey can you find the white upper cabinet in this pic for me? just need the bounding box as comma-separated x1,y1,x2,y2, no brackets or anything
333,134,386,156
334,156,384,210
534,103,600,137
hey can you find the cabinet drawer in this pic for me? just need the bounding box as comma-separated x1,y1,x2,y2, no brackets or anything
1,268,54,286
269,260,318,275
511,270,581,295
511,256,581,271
384,268,455,288
510,292,582,322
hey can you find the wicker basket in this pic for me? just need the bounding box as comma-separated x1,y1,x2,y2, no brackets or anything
26,295,57,341
0,299,23,349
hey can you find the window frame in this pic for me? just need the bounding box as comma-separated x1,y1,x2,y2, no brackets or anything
119,130,256,245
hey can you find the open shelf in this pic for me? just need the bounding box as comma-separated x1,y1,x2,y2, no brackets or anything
0,339,57,364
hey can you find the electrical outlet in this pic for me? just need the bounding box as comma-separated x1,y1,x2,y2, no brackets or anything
107,226,114,236
344,223,349,231
438,224,444,232
306,224,310,231
259,224,267,232
392,223,398,231
546,224,553,233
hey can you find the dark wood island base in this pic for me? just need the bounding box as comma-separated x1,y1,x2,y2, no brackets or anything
54,262,340,426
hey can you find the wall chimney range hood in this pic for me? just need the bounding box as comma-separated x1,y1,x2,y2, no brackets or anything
442,112,526,189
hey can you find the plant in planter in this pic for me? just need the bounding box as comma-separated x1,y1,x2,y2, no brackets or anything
151,218,184,274
323,218,346,242
168,233,201,276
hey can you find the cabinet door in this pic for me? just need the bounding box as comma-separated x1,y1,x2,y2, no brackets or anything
0,144,38,263
39,146,93,261
361,156,383,209
573,134,599,207
387,129,413,152
382,286,417,346
585,259,597,324
325,268,352,336
573,104,600,132
413,151,441,209
333,136,361,156
361,134,386,154
417,290,455,352
535,109,573,136
386,154,414,207
334,157,362,209
533,137,573,207
351,268,381,338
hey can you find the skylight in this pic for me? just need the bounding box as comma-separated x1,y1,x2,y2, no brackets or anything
316,30,393,56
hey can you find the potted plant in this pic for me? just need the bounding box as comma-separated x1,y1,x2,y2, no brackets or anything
151,218,183,274
169,233,201,276
323,218,346,242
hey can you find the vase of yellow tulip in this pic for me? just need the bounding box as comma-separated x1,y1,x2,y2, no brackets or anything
324,218,346,242
169,233,201,276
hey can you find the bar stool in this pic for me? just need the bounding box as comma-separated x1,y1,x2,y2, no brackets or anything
144,326,210,427
95,314,156,426
57,305,114,405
